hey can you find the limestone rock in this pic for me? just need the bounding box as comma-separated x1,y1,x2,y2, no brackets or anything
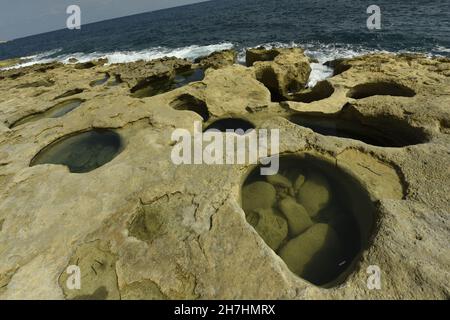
246,47,282,67
250,47,311,100
74,59,108,70
58,242,120,300
293,174,306,193
296,173,331,218
75,61,96,70
196,49,237,69
245,210,260,228
111,57,192,90
0,49,449,299
278,197,313,236
253,208,288,251
0,61,62,80
266,174,296,200
0,58,22,68
278,224,341,280
242,181,276,212
267,174,292,188
200,64,271,116
121,279,168,300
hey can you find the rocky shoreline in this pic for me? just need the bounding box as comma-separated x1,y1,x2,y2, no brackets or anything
0,47,449,299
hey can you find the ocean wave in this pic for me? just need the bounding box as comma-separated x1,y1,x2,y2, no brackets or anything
2,48,63,70
240,41,386,87
1,43,235,70
433,46,450,54
302,43,386,86
0,41,387,88
3,41,448,87
240,41,450,86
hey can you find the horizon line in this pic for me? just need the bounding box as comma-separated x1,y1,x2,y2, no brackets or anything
4,0,211,42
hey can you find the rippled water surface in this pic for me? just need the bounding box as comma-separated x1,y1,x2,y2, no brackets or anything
1,0,448,64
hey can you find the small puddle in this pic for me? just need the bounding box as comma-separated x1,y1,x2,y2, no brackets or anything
11,99,84,128
30,129,123,173
90,73,110,87
241,154,375,287
131,68,205,98
173,69,205,88
287,113,427,147
131,77,173,98
54,88,84,100
347,82,416,99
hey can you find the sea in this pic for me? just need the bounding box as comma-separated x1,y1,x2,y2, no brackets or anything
0,0,449,84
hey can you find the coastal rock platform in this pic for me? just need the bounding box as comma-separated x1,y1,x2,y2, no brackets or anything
0,48,448,299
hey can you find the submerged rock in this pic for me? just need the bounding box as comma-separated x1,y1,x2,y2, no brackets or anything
293,174,306,193
267,174,292,188
296,173,331,218
279,197,313,236
279,223,342,282
267,174,295,199
245,210,260,228
242,181,276,212
253,208,288,251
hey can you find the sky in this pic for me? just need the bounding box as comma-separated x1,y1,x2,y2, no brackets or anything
0,0,208,41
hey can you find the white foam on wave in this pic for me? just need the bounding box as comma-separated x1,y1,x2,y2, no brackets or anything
307,63,334,88
302,43,385,87
236,41,298,65
433,46,450,54
2,48,63,70
4,40,447,81
106,42,234,64
237,41,383,87
2,43,235,70
245,41,391,87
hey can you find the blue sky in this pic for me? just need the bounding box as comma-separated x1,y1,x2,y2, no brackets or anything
0,0,208,41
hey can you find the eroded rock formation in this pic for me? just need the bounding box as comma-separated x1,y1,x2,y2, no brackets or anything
0,48,448,299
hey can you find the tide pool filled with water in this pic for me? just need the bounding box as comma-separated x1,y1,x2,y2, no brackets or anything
242,155,376,286
31,129,123,173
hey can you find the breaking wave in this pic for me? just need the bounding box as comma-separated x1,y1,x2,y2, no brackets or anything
2,43,235,70
3,41,449,87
